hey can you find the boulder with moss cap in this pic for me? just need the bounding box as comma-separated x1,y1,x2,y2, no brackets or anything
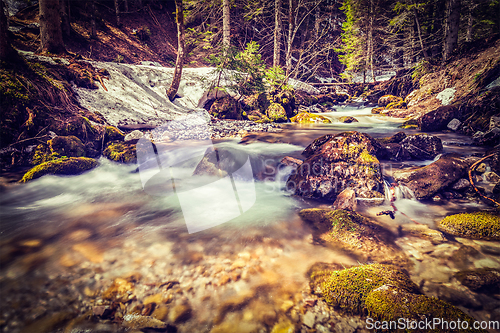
48,136,85,157
299,209,407,264
266,103,288,123
437,211,500,240
103,142,137,164
290,112,331,124
287,131,384,201
21,157,98,182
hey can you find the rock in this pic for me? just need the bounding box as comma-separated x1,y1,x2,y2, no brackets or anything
151,305,169,321
399,116,419,129
303,311,315,328
48,136,85,157
371,107,385,114
437,211,500,240
484,171,500,183
436,87,456,106
490,116,500,130
455,268,500,292
20,312,74,333
299,209,406,264
122,314,167,330
400,224,446,244
473,127,500,146
365,285,479,327
103,142,137,163
398,134,443,160
447,118,462,131
271,88,296,118
378,95,402,107
279,156,303,169
452,178,471,191
420,105,458,132
393,154,469,199
310,264,419,314
287,132,384,201
103,278,135,302
124,130,144,142
339,116,358,123
476,163,487,173
266,103,288,122
209,96,242,120
290,112,331,123
379,131,406,144
20,157,98,182
243,92,270,114
168,304,192,323
105,126,124,143
332,188,357,211
271,320,295,333
192,146,248,178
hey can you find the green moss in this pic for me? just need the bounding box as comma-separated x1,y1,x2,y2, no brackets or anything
378,95,403,107
105,126,125,142
316,264,419,314
31,144,61,165
266,103,288,122
386,100,407,110
21,157,98,182
437,211,500,240
103,142,137,164
365,286,482,332
290,112,331,124
48,136,85,157
356,149,379,164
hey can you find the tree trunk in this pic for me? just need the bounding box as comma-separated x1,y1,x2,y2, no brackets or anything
222,0,230,49
114,0,121,27
166,0,185,102
124,0,128,12
60,0,70,37
368,0,375,82
466,2,474,42
0,0,15,62
39,0,65,54
273,0,281,67
443,0,460,61
90,0,96,39
285,0,294,76
414,4,428,59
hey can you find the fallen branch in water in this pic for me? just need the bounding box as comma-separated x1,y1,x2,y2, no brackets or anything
468,153,500,207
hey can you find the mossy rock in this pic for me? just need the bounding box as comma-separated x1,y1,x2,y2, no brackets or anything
103,142,137,164
378,95,403,107
247,110,270,123
386,100,407,110
31,143,61,165
21,157,98,182
437,211,500,240
244,92,270,114
313,264,419,314
105,126,124,142
48,136,85,157
266,103,288,123
365,285,483,332
371,107,385,114
299,209,406,264
271,88,296,118
209,96,242,120
339,116,358,123
455,268,500,292
290,112,331,124
399,116,420,129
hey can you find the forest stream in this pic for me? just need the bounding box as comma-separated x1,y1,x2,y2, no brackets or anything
1,103,499,333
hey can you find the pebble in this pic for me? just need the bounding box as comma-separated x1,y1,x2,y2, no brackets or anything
303,311,316,328
168,304,192,323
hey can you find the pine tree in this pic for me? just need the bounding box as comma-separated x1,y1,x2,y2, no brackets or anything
39,0,66,54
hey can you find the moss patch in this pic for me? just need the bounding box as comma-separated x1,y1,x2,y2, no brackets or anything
313,264,419,314
21,157,98,182
103,142,137,164
339,116,358,123
437,211,500,240
365,285,482,331
105,126,125,142
290,112,331,124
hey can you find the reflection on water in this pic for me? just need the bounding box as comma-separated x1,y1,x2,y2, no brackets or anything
0,106,498,332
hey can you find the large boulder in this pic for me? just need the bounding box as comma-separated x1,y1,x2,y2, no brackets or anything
287,132,384,201
420,105,458,132
299,209,406,264
455,268,500,292
21,157,98,182
266,103,288,123
393,154,470,199
270,88,296,118
398,134,443,160
378,95,402,107
48,136,85,157
103,142,137,163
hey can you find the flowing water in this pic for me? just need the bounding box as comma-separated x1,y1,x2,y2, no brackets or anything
1,106,499,332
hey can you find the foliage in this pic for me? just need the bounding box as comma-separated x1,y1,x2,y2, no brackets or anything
265,66,291,90
205,41,266,98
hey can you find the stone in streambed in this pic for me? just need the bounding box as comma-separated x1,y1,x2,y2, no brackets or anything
455,268,500,292
332,188,356,211
452,178,471,191
103,142,137,163
437,211,500,240
122,314,167,330
420,105,459,132
124,130,144,142
266,103,288,123
447,118,461,131
339,116,358,123
48,135,85,157
287,132,384,202
21,157,98,182
290,112,331,123
393,154,469,199
168,304,192,323
378,95,402,107
398,134,443,160
299,209,407,264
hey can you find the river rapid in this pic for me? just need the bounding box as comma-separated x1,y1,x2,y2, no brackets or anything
1,105,498,333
